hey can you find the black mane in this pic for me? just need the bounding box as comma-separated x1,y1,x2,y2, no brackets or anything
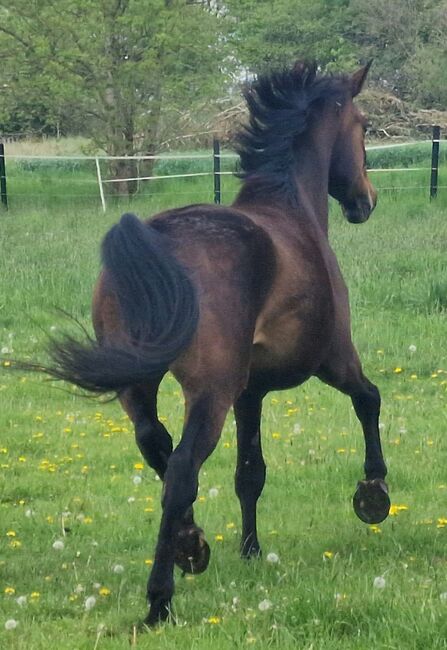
234,62,349,201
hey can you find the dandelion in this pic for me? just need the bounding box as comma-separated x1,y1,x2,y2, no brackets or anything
99,587,111,597
369,525,382,534
30,592,40,599
207,616,221,624
4,587,15,595
52,540,64,551
266,552,279,564
258,599,272,612
112,564,124,574
133,475,142,486
144,559,153,566
6,530,16,537
85,596,96,610
408,344,417,353
134,462,144,470
389,504,409,516
16,596,27,607
208,487,219,498
323,551,334,559
440,593,447,603
5,619,18,631
215,534,224,542
373,576,386,589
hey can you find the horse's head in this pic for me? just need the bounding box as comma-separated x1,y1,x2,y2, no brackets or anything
328,63,377,224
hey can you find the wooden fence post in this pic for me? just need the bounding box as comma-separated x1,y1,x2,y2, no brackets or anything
430,125,440,200
0,142,8,209
213,138,221,204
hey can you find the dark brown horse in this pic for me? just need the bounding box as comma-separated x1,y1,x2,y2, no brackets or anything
41,61,389,625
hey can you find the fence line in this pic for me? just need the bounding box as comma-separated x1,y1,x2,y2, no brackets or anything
0,131,443,211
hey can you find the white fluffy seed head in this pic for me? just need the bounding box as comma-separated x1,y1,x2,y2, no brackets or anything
5,619,18,630
85,596,97,611
266,552,279,564
373,576,386,589
208,487,219,498
52,540,64,551
132,475,142,486
258,599,272,612
16,596,27,607
112,564,124,574
408,344,417,353
440,592,447,603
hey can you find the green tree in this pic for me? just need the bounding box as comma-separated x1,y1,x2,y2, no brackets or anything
225,0,358,74
348,0,447,108
0,0,230,193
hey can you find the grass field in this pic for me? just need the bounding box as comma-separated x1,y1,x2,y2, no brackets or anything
1,173,447,649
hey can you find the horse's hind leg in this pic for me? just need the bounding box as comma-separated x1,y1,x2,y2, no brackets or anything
318,350,390,524
234,389,266,558
145,390,232,625
120,382,210,576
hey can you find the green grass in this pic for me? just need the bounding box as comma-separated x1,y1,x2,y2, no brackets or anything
1,175,447,648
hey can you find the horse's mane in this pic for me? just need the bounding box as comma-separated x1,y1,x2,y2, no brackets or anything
234,62,350,201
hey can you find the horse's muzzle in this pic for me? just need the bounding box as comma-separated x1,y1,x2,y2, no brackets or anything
342,194,376,224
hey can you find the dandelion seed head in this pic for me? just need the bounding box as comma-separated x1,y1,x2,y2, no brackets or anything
373,576,386,589
5,619,18,631
258,599,272,612
84,595,96,610
266,552,279,564
440,592,447,603
408,344,417,353
132,475,142,486
112,564,124,574
52,540,64,551
208,487,219,498
16,596,27,607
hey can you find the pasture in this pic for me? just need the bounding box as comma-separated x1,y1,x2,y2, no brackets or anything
1,171,447,648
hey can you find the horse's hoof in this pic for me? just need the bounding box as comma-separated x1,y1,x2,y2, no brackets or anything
353,479,390,524
144,597,171,627
240,540,262,560
174,525,210,574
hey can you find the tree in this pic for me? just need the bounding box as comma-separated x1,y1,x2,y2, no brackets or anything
225,0,358,75
348,0,447,108
0,0,230,194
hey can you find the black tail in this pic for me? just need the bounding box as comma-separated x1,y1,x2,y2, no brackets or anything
39,213,199,394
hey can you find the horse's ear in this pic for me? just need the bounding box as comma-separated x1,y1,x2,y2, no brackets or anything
351,60,373,97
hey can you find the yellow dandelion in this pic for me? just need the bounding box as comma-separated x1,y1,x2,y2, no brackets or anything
323,551,334,559
6,530,16,537
394,367,403,374
144,559,153,566
4,587,15,595
9,540,22,548
134,462,144,471
226,522,235,529
207,616,221,624
215,534,224,542
369,525,382,534
30,592,40,599
389,504,409,516
99,587,111,597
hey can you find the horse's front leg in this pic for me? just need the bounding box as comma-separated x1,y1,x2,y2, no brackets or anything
234,389,266,558
145,392,230,626
318,349,390,525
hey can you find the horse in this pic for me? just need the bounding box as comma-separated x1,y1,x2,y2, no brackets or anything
37,61,390,625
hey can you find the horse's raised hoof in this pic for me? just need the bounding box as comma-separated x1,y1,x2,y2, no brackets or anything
353,479,390,524
174,525,210,575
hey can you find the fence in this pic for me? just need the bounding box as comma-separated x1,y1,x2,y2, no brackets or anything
0,126,444,212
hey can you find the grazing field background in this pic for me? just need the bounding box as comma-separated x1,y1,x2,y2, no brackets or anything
1,163,447,649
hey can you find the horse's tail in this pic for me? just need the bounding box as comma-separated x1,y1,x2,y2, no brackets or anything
42,213,199,394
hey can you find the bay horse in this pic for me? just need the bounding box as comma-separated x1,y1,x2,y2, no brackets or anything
40,61,390,625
